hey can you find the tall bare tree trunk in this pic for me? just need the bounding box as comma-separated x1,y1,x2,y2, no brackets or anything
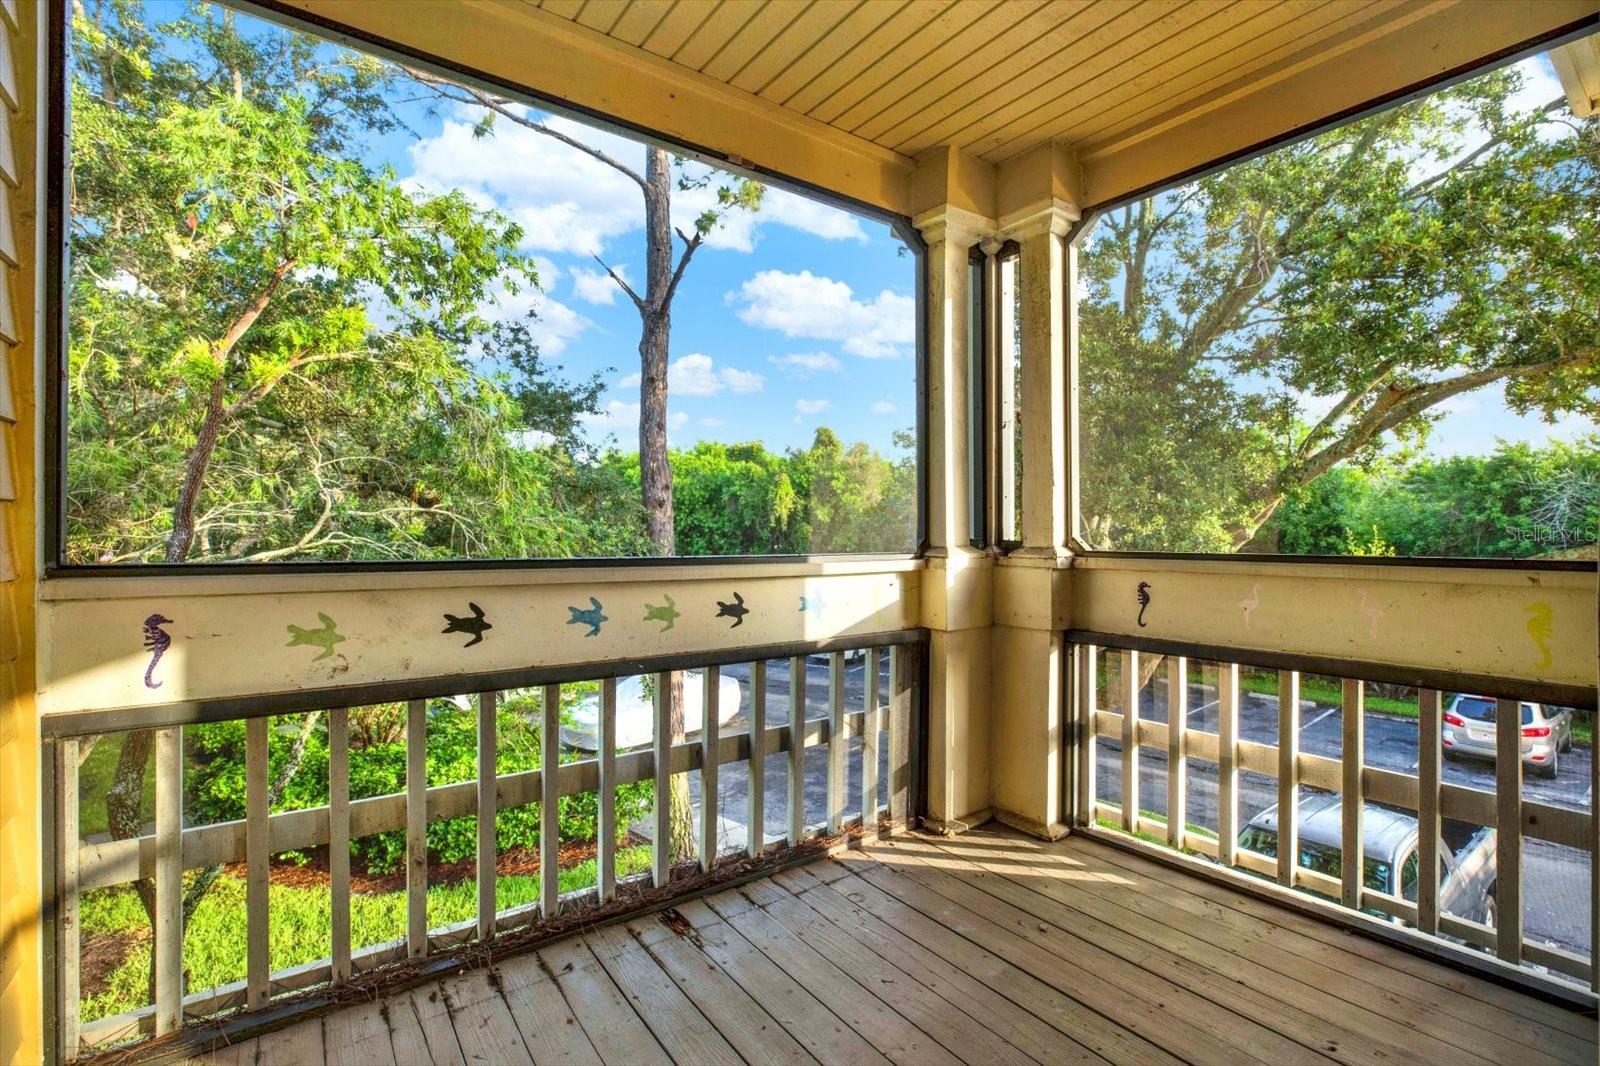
636,148,696,862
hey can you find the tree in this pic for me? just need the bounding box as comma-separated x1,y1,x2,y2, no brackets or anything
407,73,764,863
69,0,624,994
1077,63,1599,553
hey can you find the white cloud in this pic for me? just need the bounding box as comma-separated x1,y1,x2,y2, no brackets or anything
617,353,763,396
481,275,591,355
720,367,765,393
732,270,914,359
408,103,875,260
699,417,726,428
571,264,626,305
758,188,868,243
770,351,843,376
408,108,646,257
794,398,830,420
511,429,556,449
583,399,688,437
871,400,897,415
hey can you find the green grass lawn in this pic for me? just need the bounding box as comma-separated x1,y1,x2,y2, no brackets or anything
79,844,653,1024
77,739,155,839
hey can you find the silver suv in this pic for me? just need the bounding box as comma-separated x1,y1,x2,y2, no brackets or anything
1442,695,1573,779
1239,793,1497,925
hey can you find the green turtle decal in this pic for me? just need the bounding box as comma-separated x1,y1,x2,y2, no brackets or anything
644,594,680,632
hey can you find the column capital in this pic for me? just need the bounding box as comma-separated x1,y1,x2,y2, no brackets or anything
912,204,995,249
998,197,1079,241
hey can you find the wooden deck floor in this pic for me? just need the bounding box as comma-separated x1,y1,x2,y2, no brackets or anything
201,828,1599,1066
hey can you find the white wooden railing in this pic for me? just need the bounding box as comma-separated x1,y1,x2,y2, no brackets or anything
49,633,924,1059
1071,636,1598,994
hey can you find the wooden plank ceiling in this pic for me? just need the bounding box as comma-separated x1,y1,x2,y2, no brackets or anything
526,0,1407,164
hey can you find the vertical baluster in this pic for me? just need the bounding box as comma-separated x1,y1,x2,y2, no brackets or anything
1495,697,1523,964
542,684,561,919
827,652,846,836
243,719,268,1009
1077,645,1097,827
747,662,766,857
1590,707,1598,993
1277,671,1300,888
889,644,918,833
328,708,351,982
1166,657,1187,851
861,648,881,844
1217,664,1239,868
788,655,806,845
406,699,427,958
1121,649,1140,833
59,738,81,1057
476,692,497,940
654,671,673,887
1341,680,1365,910
702,667,720,871
1416,689,1442,937
598,678,617,901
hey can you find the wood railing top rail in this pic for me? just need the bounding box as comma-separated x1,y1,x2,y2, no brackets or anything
45,628,928,737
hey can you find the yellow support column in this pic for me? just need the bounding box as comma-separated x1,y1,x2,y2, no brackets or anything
914,197,995,834
990,185,1078,840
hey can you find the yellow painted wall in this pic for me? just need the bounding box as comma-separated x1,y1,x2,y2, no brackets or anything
0,2,40,1061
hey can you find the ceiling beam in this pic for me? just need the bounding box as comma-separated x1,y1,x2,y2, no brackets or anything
270,0,916,217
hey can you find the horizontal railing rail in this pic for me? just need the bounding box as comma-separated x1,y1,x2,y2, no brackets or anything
1071,636,1598,998
50,632,926,1059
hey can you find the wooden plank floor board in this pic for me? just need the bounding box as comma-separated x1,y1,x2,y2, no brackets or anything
898,835,1473,1066
931,831,1560,1066
749,883,1036,1065
493,955,604,1066
435,969,531,1065
1064,833,1600,1056
699,890,964,1066
585,921,743,1066
628,912,824,1066
254,1016,324,1065
379,993,440,1066
401,985,466,1066
196,829,1597,1066
794,865,1181,1066
538,937,666,1065
772,864,1107,1066
321,998,398,1066
839,851,1317,1065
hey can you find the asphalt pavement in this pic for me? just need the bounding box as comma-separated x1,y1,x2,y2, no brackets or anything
1095,677,1593,958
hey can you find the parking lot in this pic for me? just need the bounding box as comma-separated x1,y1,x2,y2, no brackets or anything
1096,676,1593,959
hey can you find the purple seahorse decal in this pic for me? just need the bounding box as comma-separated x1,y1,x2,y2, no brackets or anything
143,613,174,689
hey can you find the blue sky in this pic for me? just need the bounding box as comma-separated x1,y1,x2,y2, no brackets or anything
366,88,919,458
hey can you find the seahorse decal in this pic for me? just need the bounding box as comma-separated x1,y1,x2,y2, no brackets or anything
1135,582,1152,628
142,613,174,690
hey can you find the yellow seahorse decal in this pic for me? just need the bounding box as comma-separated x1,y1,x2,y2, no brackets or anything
1523,602,1553,671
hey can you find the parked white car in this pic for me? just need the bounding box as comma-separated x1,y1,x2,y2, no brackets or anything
559,672,742,752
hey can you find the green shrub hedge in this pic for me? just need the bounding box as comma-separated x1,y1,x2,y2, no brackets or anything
180,690,651,874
